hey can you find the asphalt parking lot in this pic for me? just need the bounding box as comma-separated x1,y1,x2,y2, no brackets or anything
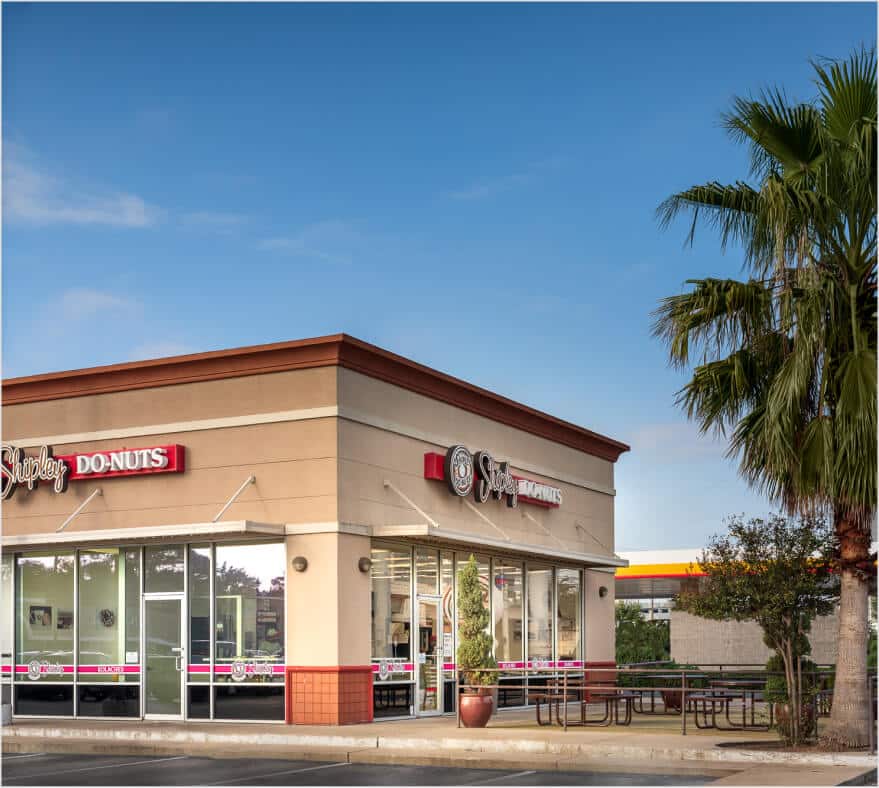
1,753,716,786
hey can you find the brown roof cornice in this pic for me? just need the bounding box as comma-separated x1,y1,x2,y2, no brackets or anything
1,333,630,462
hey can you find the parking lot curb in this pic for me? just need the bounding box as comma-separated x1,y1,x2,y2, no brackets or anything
3,723,875,771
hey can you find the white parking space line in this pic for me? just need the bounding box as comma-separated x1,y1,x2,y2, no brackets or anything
2,754,48,760
4,755,188,781
201,761,351,786
466,770,537,785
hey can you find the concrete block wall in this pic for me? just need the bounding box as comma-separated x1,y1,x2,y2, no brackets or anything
670,608,840,666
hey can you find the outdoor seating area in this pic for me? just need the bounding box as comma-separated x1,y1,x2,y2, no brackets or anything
456,665,878,745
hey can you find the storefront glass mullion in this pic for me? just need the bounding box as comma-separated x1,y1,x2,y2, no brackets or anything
1,554,12,712
370,541,415,719
73,549,78,718
139,546,145,719
209,543,215,721
76,548,141,718
492,558,525,708
14,552,76,716
187,544,211,720
212,541,285,722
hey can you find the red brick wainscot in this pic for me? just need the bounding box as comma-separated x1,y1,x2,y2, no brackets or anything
286,665,373,725
583,660,617,702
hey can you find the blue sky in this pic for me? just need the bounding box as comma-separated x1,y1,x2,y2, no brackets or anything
3,2,875,551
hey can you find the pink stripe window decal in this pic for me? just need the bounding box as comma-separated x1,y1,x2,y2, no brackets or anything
77,665,140,674
371,662,415,672
15,664,75,673
209,664,286,674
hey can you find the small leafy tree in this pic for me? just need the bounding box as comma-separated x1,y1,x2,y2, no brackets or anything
676,514,838,745
456,555,497,689
764,647,819,742
615,602,670,665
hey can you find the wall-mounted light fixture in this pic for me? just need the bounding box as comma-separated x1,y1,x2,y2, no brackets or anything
291,556,308,572
598,586,608,598
358,557,373,573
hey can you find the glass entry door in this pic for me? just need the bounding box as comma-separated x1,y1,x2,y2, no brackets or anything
144,595,184,718
417,597,441,715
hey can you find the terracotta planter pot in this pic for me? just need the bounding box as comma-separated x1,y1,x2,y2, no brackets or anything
460,690,494,728
661,689,683,713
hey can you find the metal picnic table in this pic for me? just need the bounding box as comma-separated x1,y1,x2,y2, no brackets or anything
699,678,771,731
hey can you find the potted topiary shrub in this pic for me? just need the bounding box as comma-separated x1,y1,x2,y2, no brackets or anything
456,554,497,728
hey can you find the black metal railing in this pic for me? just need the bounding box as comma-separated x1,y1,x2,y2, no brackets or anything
453,664,877,750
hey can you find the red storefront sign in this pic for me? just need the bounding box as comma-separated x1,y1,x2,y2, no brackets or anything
423,448,562,508
57,444,185,481
1,443,185,500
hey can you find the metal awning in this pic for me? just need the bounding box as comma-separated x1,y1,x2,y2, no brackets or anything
371,523,627,569
1,520,285,549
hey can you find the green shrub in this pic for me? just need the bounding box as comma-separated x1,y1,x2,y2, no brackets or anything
456,555,497,688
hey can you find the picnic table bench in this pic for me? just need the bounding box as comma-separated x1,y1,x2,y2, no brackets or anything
530,681,636,728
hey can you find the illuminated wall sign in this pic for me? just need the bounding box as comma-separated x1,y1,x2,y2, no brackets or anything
424,446,563,508
58,445,185,481
1,445,69,500
1,443,185,501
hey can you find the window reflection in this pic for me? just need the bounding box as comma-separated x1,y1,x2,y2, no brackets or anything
77,549,140,681
189,546,211,682
144,546,184,593
370,547,411,661
556,569,581,661
214,543,285,681
16,553,75,682
527,566,553,661
492,562,523,664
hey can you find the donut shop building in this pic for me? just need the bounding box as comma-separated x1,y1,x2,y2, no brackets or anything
0,334,629,725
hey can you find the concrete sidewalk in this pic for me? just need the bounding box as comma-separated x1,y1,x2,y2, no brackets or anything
2,716,876,785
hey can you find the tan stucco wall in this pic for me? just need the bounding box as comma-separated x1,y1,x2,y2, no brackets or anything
285,532,371,666
5,366,336,441
337,369,615,560
584,569,616,662
3,367,339,535
5,361,620,672
670,608,840,666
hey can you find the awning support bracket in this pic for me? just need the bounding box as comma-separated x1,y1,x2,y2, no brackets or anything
56,488,103,533
213,475,256,522
463,500,511,542
574,521,622,561
523,510,566,550
382,480,440,529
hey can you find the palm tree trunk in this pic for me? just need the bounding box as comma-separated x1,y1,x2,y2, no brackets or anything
823,517,872,748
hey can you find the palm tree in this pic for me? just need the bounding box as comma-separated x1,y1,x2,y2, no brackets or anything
653,49,876,747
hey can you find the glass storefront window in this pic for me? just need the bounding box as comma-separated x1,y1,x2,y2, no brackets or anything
526,566,553,662
415,547,438,596
144,546,184,593
77,549,140,682
188,546,211,682
370,546,412,674
440,552,455,710
124,550,140,671
556,568,582,662
492,561,524,665
2,554,12,685
15,553,75,684
214,543,285,682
